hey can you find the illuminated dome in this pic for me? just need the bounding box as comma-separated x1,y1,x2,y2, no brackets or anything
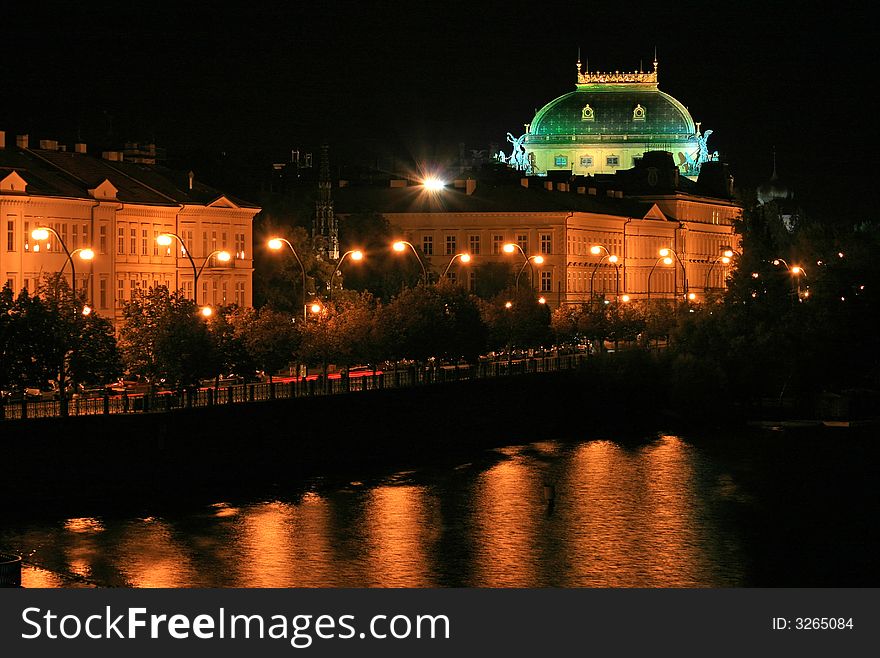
521,57,709,178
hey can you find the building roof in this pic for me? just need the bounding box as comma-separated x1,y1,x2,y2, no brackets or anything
528,84,696,142
334,177,661,219
0,145,259,209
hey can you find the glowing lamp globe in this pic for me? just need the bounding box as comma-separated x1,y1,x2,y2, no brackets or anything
156,234,174,247
79,248,95,261
268,238,284,250
392,241,406,252
32,228,50,241
351,250,364,261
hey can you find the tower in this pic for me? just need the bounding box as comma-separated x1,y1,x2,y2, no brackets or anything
313,143,339,260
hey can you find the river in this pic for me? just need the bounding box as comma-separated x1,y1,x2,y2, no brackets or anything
2,427,876,587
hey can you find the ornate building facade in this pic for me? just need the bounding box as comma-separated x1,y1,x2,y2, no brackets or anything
335,152,741,307
0,132,258,323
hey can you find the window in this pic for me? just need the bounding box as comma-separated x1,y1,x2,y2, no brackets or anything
202,232,208,258
492,235,504,254
100,226,107,254
23,221,30,251
118,228,125,255
72,224,78,249
130,279,137,298
117,279,124,305
469,271,476,291
212,280,218,305
6,220,14,251
222,282,228,304
540,233,552,254
130,228,136,255
142,228,148,256
469,234,481,255
6,278,13,291
554,155,568,167
447,271,457,284
581,104,594,121
202,282,208,305
633,104,646,121
445,235,456,256
606,156,620,167
580,156,593,168
541,270,552,292
422,235,434,256
153,228,160,255
235,232,246,258
517,234,528,252
99,279,107,309
185,281,193,299
83,224,89,247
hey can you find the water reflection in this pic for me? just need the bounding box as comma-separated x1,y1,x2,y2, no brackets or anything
7,435,752,588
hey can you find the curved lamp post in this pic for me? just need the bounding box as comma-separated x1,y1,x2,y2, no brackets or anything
705,254,732,292
443,252,471,278
31,227,94,298
589,245,620,307
157,232,229,304
329,249,364,299
773,258,807,297
268,237,308,321
647,255,674,301
659,247,688,300
504,242,541,291
392,240,427,284
515,255,544,292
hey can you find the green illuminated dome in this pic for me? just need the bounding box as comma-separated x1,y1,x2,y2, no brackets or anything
522,58,706,177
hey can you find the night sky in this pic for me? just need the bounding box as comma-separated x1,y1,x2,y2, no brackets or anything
3,2,869,221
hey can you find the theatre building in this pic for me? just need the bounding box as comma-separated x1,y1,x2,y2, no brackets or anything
335,151,741,307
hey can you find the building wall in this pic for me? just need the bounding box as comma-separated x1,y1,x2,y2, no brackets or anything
526,139,700,177
1,194,255,324
386,203,739,307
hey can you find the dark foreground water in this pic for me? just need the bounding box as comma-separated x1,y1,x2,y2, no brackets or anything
2,428,877,587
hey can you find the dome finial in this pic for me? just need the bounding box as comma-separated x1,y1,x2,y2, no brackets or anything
576,47,581,75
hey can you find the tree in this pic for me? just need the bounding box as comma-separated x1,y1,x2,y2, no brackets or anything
376,281,486,363
300,292,378,378
235,307,301,382
119,286,217,390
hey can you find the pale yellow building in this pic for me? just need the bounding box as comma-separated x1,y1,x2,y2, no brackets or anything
0,132,258,322
336,153,741,306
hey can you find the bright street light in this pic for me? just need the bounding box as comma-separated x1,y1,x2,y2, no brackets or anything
200,306,213,318
391,240,427,284
422,177,445,192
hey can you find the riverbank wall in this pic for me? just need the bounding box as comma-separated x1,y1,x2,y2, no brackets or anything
2,355,670,503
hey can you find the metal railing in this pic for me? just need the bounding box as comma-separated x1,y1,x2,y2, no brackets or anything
0,352,590,422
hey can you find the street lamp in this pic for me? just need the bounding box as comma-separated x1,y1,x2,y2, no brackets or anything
705,252,732,292
422,177,446,192
658,247,689,300
515,255,544,292
504,242,541,291
268,237,308,321
392,240,427,284
647,255,674,301
31,227,94,298
157,232,230,304
329,249,364,299
773,258,808,297
443,252,471,278
589,245,621,306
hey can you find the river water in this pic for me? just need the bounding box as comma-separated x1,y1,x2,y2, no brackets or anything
2,429,876,587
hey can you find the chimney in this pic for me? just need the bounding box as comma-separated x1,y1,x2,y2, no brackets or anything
188,171,194,190
557,182,568,192
39,139,59,151
390,179,407,188
520,177,529,188
588,187,597,195
74,143,87,154
338,179,349,188
453,179,466,188
544,181,553,191
466,178,476,195
615,191,624,199
16,134,29,148
102,151,124,162
577,186,586,194
0,131,5,149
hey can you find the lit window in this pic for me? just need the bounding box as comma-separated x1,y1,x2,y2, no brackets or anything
422,235,434,256
541,270,552,292
606,156,620,167
445,235,456,256
581,104,594,121
554,155,568,167
633,104,646,121
540,233,552,254
580,156,593,168
492,235,504,254
469,235,481,255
